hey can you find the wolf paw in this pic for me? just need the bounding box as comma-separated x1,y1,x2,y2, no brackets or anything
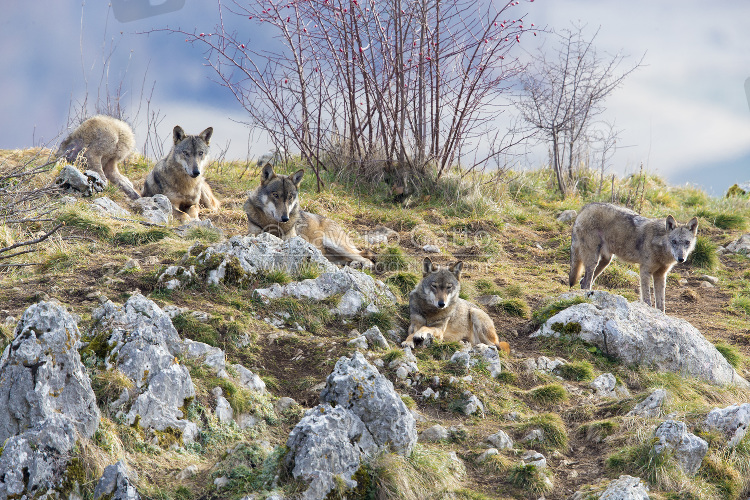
401,339,415,348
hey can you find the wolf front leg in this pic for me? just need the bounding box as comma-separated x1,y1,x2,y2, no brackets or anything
653,266,671,313
639,267,653,307
402,314,427,348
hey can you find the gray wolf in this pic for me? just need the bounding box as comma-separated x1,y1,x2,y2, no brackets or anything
142,125,220,222
569,202,698,312
57,115,139,200
243,164,373,268
401,258,510,354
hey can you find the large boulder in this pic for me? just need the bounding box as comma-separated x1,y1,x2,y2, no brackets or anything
321,351,417,455
599,475,649,500
286,404,378,500
705,403,750,448
92,294,197,443
0,301,99,442
0,301,100,498
652,420,707,475
55,165,106,196
533,291,749,387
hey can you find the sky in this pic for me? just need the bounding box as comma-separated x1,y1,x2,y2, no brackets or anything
1,0,749,193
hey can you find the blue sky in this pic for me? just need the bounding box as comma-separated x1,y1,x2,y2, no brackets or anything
2,1,749,193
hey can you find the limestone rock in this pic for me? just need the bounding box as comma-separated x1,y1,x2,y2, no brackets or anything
363,326,389,350
557,210,577,223
55,164,106,196
133,195,172,225
420,424,449,442
705,403,750,447
652,420,707,475
92,196,131,217
233,364,267,392
487,430,513,450
599,475,650,500
533,291,749,387
321,352,417,455
627,389,667,418
94,460,140,500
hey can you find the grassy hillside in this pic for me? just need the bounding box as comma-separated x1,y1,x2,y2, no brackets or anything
2,149,750,499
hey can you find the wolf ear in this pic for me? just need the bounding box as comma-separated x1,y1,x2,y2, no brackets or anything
450,261,463,279
291,169,305,186
261,164,276,183
199,127,213,145
422,257,435,276
687,216,698,234
666,215,677,231
173,126,186,144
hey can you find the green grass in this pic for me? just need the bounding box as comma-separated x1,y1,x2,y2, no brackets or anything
474,278,502,296
697,210,746,230
730,295,750,316
57,209,113,239
714,342,742,369
515,413,569,452
185,226,223,243
533,296,589,325
688,236,718,271
507,464,552,495
497,298,530,318
112,227,171,245
527,383,569,406
378,245,411,272
555,360,595,382
385,271,420,298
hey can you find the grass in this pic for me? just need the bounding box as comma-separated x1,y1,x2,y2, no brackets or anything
377,245,411,272
112,227,171,245
57,208,114,240
555,360,595,382
527,383,569,406
515,413,569,452
496,297,530,318
507,464,553,495
714,342,742,369
385,271,420,299
532,295,589,325
688,236,718,271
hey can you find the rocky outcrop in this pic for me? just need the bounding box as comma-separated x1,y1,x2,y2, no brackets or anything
0,301,99,498
652,420,707,475
55,164,106,196
286,352,417,498
285,404,378,500
92,294,197,443
133,195,172,225
533,291,749,387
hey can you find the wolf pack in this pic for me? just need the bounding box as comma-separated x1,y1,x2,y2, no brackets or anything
58,115,701,354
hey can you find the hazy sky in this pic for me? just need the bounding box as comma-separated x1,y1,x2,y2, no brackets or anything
2,1,749,191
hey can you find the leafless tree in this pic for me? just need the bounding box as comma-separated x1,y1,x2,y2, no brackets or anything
158,0,536,191
515,24,642,196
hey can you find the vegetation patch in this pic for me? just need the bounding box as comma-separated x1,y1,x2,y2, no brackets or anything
527,383,569,406
555,360,595,382
533,296,589,325
385,271,420,299
687,236,718,271
377,245,411,272
112,227,171,245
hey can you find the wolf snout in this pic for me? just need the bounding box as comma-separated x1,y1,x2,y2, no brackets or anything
677,257,686,263
437,301,446,308
281,215,289,223
191,170,201,178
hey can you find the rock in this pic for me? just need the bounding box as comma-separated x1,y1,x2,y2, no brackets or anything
705,403,750,447
597,475,650,500
0,301,99,443
557,210,577,223
214,476,230,488
363,326,389,349
521,429,545,444
533,291,750,387
699,275,719,285
335,289,367,316
469,343,503,378
450,350,471,370
182,339,226,376
276,397,298,413
55,164,105,196
627,389,667,418
520,450,547,469
233,364,266,392
163,305,188,318
60,195,77,205
421,387,437,399
365,226,399,246
133,195,172,225
457,391,484,416
589,373,629,398
477,448,499,463
420,424,449,442
523,355,566,374
285,404,378,500
177,465,198,480
321,352,417,455
92,294,197,443
347,335,368,349
725,234,750,255
118,258,141,274
423,244,441,253
0,414,78,498
699,281,714,289
476,295,502,307
215,395,234,423
652,420,707,475
94,460,140,500
486,430,514,450
92,196,131,217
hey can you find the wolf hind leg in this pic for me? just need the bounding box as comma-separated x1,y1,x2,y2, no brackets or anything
200,183,220,210
591,253,613,286
102,156,139,200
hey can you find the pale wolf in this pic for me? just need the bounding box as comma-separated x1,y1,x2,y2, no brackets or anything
401,257,510,354
57,115,140,200
142,125,220,222
569,202,698,312
243,164,373,268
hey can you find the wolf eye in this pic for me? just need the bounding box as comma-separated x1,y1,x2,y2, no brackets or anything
272,193,279,199
198,151,204,156
672,240,677,245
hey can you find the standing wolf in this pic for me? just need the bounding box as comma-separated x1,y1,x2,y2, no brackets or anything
569,202,699,312
142,125,220,222
243,164,373,268
57,115,140,199
401,258,510,354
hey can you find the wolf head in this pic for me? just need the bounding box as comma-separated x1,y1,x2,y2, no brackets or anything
172,125,212,178
419,257,462,309
257,164,305,223
666,215,699,263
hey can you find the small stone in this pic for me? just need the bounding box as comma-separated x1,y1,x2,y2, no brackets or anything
347,335,368,349
276,397,297,413
421,387,436,399
363,326,389,349
477,448,499,463
396,366,409,379
487,430,513,450
556,210,577,223
117,258,141,275
423,244,440,253
678,278,689,286
476,295,502,307
521,429,544,444
214,476,230,488
699,281,714,289
699,275,719,285
520,450,547,469
420,424,448,442
178,465,198,480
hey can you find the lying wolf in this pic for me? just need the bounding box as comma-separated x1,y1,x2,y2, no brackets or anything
570,202,698,312
402,257,510,354
142,125,220,222
243,164,373,268
57,115,139,200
